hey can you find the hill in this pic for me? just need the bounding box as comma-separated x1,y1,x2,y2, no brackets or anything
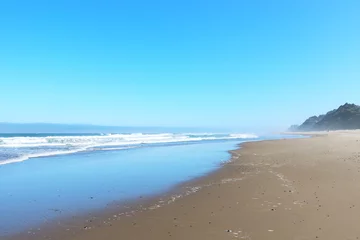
295,103,360,131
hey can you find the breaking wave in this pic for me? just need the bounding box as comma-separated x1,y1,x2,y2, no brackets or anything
0,133,258,165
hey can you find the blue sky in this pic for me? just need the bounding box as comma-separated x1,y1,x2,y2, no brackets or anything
0,0,359,130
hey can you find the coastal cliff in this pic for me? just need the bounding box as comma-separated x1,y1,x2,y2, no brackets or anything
293,103,360,131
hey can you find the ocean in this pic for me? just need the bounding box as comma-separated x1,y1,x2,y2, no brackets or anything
0,132,258,165
0,132,299,236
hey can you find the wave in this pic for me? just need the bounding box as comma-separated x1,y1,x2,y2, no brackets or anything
229,133,258,139
0,133,257,148
0,147,89,166
0,133,258,165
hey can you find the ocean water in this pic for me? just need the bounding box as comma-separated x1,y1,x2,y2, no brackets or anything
0,133,257,165
0,133,300,236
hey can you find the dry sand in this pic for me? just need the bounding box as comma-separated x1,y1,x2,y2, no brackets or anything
10,131,360,240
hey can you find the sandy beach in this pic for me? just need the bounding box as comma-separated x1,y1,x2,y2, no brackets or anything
9,131,360,240
3,0,358,238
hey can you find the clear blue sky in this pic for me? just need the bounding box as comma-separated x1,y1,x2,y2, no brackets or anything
0,0,359,130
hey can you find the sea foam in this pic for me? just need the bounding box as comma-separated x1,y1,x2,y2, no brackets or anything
0,133,258,165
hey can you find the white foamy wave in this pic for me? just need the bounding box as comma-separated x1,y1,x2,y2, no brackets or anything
229,133,258,139
0,133,257,148
0,147,89,166
0,133,258,165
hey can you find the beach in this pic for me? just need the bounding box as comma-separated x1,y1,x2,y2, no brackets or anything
3,0,358,238
6,131,360,240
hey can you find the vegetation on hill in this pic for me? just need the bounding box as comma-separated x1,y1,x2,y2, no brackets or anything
293,103,360,131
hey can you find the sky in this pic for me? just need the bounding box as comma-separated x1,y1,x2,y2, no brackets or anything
0,0,359,131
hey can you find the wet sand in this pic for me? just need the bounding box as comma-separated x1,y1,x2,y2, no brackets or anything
10,131,360,240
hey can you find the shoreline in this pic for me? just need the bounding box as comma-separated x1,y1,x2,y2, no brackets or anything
5,139,247,240
9,133,346,240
